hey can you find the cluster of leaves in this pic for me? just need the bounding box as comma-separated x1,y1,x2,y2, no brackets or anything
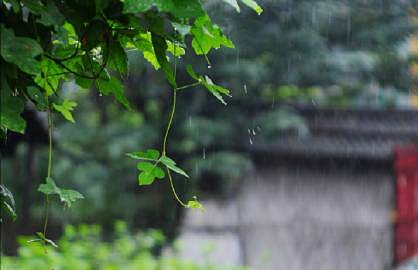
2,222,249,270
0,0,262,222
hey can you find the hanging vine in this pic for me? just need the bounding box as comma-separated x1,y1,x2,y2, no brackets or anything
0,0,263,229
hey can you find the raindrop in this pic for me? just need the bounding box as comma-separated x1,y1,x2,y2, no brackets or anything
252,128,256,136
249,137,254,145
202,148,206,159
99,93,103,97
207,65,212,69
311,98,316,105
243,84,248,94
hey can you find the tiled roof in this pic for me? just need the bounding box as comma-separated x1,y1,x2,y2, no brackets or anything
251,106,418,160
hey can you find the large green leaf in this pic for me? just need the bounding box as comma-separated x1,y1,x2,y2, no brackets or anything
123,0,204,18
137,162,165,185
191,15,234,55
96,76,131,109
0,75,26,134
82,19,109,51
0,25,43,75
151,33,176,87
21,0,66,26
107,40,128,75
38,177,84,207
133,33,160,69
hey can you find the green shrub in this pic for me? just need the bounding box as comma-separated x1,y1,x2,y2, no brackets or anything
2,222,247,270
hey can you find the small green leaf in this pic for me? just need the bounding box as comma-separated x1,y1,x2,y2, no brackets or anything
127,149,160,161
186,198,204,211
240,0,263,15
35,232,58,248
53,100,77,123
34,58,64,95
186,65,231,105
96,76,131,109
38,177,84,207
137,162,165,185
159,156,189,178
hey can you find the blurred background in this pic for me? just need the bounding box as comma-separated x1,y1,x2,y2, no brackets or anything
1,0,418,269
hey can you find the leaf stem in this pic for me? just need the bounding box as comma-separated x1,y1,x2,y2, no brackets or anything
166,168,187,207
176,82,200,91
42,91,53,241
47,102,52,178
162,45,178,156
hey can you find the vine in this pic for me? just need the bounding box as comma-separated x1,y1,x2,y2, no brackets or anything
0,0,263,226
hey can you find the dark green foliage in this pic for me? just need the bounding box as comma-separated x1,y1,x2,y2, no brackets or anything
0,0,261,223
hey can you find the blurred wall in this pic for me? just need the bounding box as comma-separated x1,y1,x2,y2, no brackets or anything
177,160,394,270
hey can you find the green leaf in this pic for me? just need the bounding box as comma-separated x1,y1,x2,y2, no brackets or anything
191,15,234,55
1,184,17,222
53,100,77,123
107,40,128,75
0,25,43,75
133,32,160,69
96,76,131,109
127,149,160,161
151,33,176,87
123,0,204,18
4,0,20,13
159,156,189,178
34,58,64,95
21,0,65,26
0,76,26,134
167,41,185,57
186,198,204,210
137,162,165,185
35,232,58,248
27,86,47,110
240,0,263,15
82,20,108,51
38,177,84,207
186,65,231,105
95,0,112,13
